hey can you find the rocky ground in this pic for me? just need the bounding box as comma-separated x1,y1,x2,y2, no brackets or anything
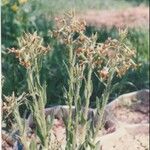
2,90,149,149
96,89,149,150
51,90,149,150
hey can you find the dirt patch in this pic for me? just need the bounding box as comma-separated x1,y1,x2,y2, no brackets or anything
79,6,149,28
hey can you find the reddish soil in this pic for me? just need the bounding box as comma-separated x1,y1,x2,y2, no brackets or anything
79,6,149,28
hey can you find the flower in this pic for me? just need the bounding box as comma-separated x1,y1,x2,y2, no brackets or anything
19,0,28,4
3,92,28,117
9,32,50,68
2,0,9,5
99,67,109,80
52,12,137,79
11,3,19,12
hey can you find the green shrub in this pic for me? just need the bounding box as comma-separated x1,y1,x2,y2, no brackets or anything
124,0,149,5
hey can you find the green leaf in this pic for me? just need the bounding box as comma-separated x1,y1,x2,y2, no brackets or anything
46,114,54,131
95,141,101,150
29,140,37,150
88,141,95,149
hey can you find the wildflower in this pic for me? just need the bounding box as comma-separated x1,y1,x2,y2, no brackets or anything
2,0,9,5
79,35,86,42
76,47,83,54
9,32,50,68
52,11,136,79
107,50,116,58
52,31,59,38
3,93,27,117
99,67,109,80
20,61,31,68
11,3,19,12
19,0,28,4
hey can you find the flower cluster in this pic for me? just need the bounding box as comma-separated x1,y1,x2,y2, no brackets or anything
9,32,49,68
52,12,98,67
96,36,137,79
52,12,136,80
2,93,27,117
52,11,86,42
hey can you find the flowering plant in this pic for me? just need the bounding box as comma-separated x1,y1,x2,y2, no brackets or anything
4,11,137,149
52,11,136,149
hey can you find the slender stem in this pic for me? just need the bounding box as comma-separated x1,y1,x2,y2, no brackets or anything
93,70,114,140
66,45,74,149
73,80,81,148
80,65,93,143
26,60,49,148
84,66,92,121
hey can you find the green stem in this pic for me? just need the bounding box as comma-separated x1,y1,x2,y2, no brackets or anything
80,65,93,144
93,70,114,140
26,60,48,148
84,66,92,120
73,80,81,148
66,45,74,149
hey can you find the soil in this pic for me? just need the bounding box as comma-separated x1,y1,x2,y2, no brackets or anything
79,6,149,28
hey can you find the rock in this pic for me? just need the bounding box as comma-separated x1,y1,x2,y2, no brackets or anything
105,89,149,124
97,124,149,150
24,90,150,149
96,89,150,150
